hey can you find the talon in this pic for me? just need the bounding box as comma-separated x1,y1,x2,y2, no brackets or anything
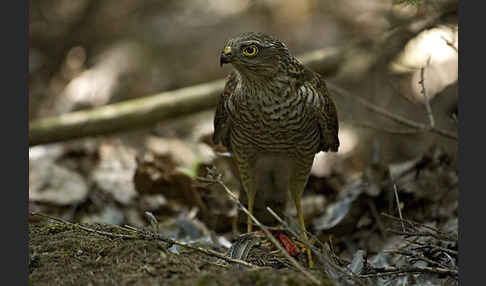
294,240,307,252
294,240,314,268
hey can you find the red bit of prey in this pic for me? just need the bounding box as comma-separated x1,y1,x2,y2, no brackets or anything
254,230,300,256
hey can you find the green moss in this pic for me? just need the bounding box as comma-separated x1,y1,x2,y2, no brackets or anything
196,274,216,286
30,222,335,286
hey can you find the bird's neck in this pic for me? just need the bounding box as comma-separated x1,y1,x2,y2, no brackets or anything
233,56,305,101
236,71,288,96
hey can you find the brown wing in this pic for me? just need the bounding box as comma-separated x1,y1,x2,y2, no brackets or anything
316,76,340,152
298,69,339,152
213,71,238,151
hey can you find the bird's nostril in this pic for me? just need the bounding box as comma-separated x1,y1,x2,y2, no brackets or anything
223,46,232,55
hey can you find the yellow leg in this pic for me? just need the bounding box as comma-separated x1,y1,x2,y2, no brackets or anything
293,188,314,268
247,187,256,233
235,158,257,233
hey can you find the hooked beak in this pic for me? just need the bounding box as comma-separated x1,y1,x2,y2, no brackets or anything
220,46,232,67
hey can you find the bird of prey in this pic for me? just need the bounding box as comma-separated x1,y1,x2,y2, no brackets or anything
214,32,339,267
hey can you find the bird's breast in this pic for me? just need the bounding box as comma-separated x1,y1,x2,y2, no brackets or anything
227,86,320,154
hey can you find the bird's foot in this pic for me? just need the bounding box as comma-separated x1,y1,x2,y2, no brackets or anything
294,240,314,268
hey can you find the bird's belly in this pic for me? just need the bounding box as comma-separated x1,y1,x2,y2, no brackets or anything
230,113,320,154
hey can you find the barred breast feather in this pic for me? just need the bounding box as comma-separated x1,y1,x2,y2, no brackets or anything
213,67,339,156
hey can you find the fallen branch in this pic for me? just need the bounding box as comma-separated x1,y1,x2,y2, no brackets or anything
29,76,457,146
29,79,225,146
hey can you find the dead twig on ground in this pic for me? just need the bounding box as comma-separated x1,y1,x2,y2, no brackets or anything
384,249,445,269
31,212,138,239
359,265,458,278
405,239,458,256
30,212,259,269
376,213,458,282
381,213,457,242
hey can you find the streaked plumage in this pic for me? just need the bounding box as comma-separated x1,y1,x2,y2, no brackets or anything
214,32,339,267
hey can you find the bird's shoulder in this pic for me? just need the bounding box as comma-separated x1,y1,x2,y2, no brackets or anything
293,66,340,152
290,65,328,107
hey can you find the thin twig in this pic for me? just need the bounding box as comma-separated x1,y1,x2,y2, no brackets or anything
30,212,258,269
405,239,458,256
197,175,322,285
419,59,435,128
441,36,458,53
359,265,458,278
327,83,457,140
387,230,456,244
381,213,457,242
350,121,420,135
30,212,138,239
384,250,444,269
393,185,406,232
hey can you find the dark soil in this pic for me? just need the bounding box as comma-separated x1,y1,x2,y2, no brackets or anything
29,222,334,286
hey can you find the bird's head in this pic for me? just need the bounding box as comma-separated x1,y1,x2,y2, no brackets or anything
220,32,290,77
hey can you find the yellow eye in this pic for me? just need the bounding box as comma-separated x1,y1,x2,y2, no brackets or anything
242,45,258,57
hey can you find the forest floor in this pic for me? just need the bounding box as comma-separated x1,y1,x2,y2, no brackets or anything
29,222,335,286
29,134,458,286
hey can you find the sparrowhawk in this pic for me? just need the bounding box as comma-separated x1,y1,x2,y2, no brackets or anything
214,32,339,267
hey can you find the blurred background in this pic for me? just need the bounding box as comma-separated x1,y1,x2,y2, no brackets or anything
29,0,458,264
